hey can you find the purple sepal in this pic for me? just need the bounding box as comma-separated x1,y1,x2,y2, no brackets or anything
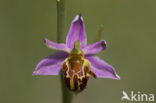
86,56,120,80
66,14,87,49
33,52,68,75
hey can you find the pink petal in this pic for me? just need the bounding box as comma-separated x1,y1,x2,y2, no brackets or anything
45,38,71,53
83,40,107,55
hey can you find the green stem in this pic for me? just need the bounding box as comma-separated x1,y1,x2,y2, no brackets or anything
56,0,73,103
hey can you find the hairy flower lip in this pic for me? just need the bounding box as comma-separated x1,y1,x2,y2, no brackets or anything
33,14,120,81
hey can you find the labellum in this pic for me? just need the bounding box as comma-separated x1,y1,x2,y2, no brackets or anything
62,40,96,93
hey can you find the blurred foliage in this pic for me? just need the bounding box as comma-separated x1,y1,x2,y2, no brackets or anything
0,0,156,103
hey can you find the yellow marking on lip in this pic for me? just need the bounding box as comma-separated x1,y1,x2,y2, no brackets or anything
78,81,81,91
70,77,74,90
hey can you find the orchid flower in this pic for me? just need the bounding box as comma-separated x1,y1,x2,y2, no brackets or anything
33,14,120,93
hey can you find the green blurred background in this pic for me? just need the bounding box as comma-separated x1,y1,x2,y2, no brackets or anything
1,0,156,103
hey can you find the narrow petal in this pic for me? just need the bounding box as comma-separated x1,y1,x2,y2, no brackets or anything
45,38,71,53
83,40,107,55
66,14,87,49
33,52,68,75
85,56,120,80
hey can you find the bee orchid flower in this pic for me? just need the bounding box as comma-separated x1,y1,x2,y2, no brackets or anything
33,14,120,93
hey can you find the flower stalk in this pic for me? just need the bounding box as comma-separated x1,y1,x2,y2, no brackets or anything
56,0,73,103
